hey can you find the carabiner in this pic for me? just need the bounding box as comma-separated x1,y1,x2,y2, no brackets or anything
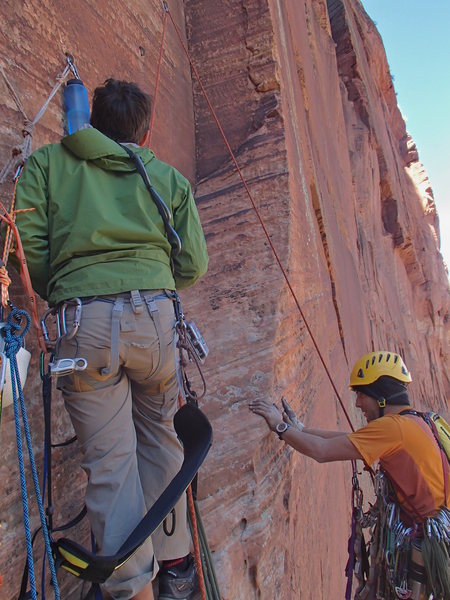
65,54,80,79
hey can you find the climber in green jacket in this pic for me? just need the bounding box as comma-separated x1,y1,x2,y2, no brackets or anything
15,78,208,600
15,108,207,306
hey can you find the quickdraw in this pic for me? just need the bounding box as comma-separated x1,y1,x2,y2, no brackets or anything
170,290,208,401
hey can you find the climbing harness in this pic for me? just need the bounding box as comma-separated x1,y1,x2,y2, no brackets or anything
346,405,450,599
349,469,450,600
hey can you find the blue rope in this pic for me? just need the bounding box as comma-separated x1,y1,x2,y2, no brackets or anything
5,306,61,600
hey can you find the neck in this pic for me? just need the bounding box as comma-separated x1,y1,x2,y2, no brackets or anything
384,405,409,415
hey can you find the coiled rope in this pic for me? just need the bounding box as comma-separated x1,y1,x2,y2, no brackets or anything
4,305,60,599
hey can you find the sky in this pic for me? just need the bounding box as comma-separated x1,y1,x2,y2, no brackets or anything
362,0,450,268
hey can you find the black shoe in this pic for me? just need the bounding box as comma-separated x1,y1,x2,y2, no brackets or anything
158,556,200,600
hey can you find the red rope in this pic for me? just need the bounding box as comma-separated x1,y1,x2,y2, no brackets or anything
148,7,168,148
187,485,207,600
167,9,356,432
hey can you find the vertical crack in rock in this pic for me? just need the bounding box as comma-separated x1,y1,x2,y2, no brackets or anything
310,179,347,358
326,0,371,130
248,563,262,598
376,147,404,247
327,0,434,296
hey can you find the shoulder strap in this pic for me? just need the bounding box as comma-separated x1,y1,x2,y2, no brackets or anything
119,144,182,267
399,409,419,417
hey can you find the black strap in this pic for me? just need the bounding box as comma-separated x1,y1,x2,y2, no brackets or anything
52,505,88,533
18,528,42,599
399,409,420,416
42,368,54,531
51,403,212,583
119,144,182,266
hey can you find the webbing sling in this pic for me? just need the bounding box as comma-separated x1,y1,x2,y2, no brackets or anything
119,143,182,265
51,402,212,584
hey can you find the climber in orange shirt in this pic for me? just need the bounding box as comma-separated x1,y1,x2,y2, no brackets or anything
249,350,449,599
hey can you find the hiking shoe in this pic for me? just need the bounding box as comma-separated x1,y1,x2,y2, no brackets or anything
158,556,200,600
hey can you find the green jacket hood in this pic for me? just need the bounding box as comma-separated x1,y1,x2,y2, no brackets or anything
61,127,155,172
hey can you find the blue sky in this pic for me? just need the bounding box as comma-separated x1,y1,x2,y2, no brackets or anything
362,0,450,268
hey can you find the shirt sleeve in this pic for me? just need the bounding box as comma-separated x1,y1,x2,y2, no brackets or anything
348,416,403,466
14,148,51,300
172,182,208,290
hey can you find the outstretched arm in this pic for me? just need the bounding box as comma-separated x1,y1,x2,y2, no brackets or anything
302,427,349,439
249,399,361,463
280,396,347,439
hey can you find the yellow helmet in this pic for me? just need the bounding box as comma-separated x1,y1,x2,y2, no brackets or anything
349,351,411,387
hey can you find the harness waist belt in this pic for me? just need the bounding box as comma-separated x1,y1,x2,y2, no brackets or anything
79,289,168,304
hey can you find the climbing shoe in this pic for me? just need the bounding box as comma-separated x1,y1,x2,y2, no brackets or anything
158,555,200,600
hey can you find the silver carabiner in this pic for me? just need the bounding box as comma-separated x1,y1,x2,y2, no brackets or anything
59,298,82,341
65,54,80,79
66,298,82,340
40,307,59,351
0,350,7,392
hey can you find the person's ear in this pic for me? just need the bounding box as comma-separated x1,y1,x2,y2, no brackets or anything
138,129,150,147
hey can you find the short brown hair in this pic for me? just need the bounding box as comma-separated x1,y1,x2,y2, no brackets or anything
90,78,151,143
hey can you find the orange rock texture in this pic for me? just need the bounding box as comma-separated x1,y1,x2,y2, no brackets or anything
0,1,448,599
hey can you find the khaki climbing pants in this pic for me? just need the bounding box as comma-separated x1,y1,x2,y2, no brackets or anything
57,290,191,599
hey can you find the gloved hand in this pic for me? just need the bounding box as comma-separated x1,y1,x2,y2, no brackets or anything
281,397,304,431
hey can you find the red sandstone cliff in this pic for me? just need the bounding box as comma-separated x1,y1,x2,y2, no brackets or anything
0,1,448,599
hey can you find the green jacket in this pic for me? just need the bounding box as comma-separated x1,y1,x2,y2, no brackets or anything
14,128,208,305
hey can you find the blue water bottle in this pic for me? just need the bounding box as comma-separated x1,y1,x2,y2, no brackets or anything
63,79,90,135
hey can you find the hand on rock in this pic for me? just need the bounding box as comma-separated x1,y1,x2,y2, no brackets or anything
281,396,304,431
249,399,283,431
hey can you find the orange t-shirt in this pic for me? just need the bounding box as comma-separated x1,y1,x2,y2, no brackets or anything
348,412,448,520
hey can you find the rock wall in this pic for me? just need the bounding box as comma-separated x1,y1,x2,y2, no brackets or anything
0,2,195,598
0,0,448,599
